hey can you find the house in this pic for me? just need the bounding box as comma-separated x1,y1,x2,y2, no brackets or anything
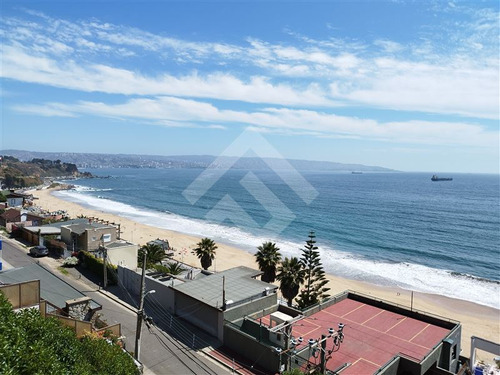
0,208,44,231
5,191,31,207
118,265,278,342
61,221,118,252
20,218,89,246
0,263,101,321
103,240,138,270
118,263,464,375
171,266,278,341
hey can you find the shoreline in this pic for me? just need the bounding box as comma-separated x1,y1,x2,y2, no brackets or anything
28,187,499,354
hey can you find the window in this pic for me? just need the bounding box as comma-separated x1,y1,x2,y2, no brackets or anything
102,234,111,242
451,345,457,360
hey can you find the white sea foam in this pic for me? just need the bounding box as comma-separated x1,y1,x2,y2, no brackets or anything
54,189,500,309
72,186,113,192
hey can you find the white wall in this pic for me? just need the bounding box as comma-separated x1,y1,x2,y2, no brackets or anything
107,243,138,270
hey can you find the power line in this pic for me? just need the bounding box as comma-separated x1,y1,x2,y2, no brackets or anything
149,323,218,375
147,325,199,375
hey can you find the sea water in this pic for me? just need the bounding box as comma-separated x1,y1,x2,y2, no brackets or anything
57,168,500,309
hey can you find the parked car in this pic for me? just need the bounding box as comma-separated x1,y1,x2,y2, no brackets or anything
30,245,49,257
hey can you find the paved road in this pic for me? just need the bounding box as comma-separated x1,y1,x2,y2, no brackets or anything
0,237,230,375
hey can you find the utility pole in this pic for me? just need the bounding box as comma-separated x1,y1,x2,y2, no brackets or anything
134,251,147,361
283,323,292,372
102,245,108,289
320,334,327,374
222,276,226,310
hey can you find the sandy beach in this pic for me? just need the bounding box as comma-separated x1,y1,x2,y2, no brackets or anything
29,187,499,355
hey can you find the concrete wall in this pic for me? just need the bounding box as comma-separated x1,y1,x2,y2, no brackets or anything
84,227,117,251
224,292,278,322
174,292,222,340
118,265,141,296
61,227,71,247
107,243,138,270
375,357,400,375
224,323,280,374
437,326,461,373
117,265,175,313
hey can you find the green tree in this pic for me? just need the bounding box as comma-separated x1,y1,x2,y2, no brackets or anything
194,238,217,270
296,231,330,309
138,243,166,269
0,192,6,202
0,293,138,374
276,256,304,307
255,241,282,283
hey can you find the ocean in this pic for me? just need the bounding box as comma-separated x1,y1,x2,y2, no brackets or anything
57,168,500,309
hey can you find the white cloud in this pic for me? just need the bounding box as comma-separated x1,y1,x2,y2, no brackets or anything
1,5,499,121
0,45,333,107
13,96,498,148
12,103,77,117
374,39,403,53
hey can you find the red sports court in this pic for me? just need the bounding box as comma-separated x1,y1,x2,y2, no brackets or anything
259,295,458,375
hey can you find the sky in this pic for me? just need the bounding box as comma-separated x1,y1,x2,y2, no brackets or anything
0,1,499,173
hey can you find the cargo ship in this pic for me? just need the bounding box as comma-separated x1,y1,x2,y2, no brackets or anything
431,175,453,181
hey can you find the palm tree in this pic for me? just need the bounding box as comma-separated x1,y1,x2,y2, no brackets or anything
255,242,281,283
153,262,186,276
138,243,166,269
276,257,305,307
164,261,186,275
194,238,217,270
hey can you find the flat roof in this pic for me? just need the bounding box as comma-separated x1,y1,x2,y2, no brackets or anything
105,240,136,249
0,263,101,311
23,218,91,235
23,226,61,235
261,296,454,375
172,266,276,309
61,222,115,235
42,218,89,229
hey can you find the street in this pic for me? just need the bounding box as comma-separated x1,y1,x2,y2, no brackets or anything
0,236,230,375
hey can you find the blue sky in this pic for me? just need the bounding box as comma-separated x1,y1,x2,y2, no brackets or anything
1,1,498,173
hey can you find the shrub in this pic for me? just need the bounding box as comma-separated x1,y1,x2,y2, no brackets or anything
0,293,139,374
63,256,79,267
79,251,117,285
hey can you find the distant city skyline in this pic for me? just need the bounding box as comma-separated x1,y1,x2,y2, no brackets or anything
1,1,498,173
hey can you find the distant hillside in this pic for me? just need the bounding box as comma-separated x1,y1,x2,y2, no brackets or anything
0,155,91,188
0,150,394,172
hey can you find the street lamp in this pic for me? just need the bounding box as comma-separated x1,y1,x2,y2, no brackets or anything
145,290,156,298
